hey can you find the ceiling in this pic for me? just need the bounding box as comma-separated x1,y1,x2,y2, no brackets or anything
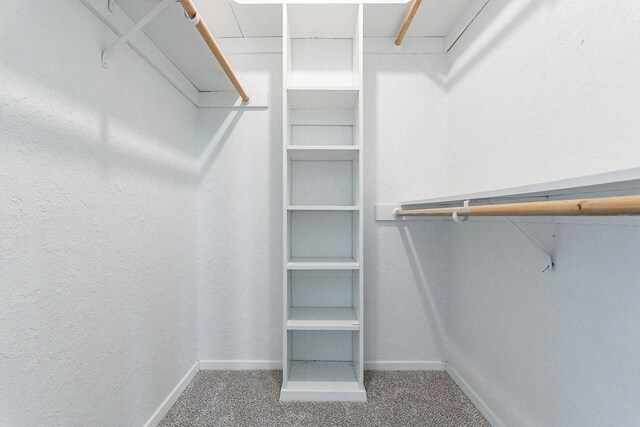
116,0,477,90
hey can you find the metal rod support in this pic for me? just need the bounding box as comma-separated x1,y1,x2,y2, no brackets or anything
101,0,173,67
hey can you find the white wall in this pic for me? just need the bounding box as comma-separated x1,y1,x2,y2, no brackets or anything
196,48,284,363
364,47,449,365
0,1,198,425
447,219,640,426
196,41,449,365
445,1,640,425
447,0,640,195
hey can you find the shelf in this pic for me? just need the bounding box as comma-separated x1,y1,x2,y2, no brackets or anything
287,85,360,92
288,88,359,110
287,146,359,161
287,257,359,270
288,307,359,331
280,361,366,402
288,206,359,211
400,167,640,207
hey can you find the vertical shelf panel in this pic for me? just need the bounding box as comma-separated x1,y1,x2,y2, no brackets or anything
281,3,365,403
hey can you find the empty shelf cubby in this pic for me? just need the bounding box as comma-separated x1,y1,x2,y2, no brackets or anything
286,4,360,88
286,269,361,331
289,211,358,261
283,330,364,400
289,159,358,207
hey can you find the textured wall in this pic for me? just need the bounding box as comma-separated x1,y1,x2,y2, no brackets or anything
196,51,284,362
447,0,640,195
363,51,448,364
447,220,640,426
445,1,640,425
0,1,198,425
196,43,449,364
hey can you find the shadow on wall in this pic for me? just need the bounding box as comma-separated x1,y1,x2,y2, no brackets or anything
196,109,245,179
448,0,559,89
398,223,447,346
0,67,197,187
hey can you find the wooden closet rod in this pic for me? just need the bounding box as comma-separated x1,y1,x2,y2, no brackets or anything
178,0,250,103
394,195,640,217
395,0,422,46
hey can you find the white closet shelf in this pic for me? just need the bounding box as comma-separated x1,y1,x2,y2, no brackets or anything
287,257,360,270
280,361,366,402
287,146,360,161
288,205,359,211
288,88,359,110
400,167,640,207
288,307,359,331
287,85,360,92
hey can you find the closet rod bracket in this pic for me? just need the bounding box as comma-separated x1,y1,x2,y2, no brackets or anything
501,215,554,273
484,200,554,272
101,0,173,68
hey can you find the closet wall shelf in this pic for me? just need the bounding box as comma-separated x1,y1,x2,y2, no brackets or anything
287,258,360,270
287,85,360,92
288,206,359,211
375,168,640,221
287,307,359,331
282,2,365,403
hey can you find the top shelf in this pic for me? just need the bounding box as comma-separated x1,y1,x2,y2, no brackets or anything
236,0,409,4
401,167,640,207
287,4,360,39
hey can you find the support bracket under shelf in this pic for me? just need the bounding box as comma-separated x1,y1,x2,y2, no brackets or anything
101,0,173,68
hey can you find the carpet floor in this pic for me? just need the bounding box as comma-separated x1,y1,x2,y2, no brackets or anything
159,370,489,426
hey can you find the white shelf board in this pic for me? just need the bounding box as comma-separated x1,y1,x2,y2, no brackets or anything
287,146,360,161
287,85,360,92
281,361,366,402
288,307,359,331
237,0,408,4
401,167,640,207
287,257,359,270
288,205,359,211
288,88,359,110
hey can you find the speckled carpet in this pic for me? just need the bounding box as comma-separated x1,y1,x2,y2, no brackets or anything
159,370,489,426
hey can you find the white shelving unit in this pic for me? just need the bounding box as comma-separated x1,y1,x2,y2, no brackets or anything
281,2,366,402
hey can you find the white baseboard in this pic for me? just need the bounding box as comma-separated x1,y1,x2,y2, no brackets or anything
198,360,446,371
199,360,282,370
446,363,503,427
364,360,446,370
143,361,199,427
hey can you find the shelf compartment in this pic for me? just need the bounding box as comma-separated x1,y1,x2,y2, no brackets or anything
291,124,354,146
288,307,359,331
288,206,359,211
280,361,365,402
288,88,359,110
290,211,356,259
287,257,359,270
286,4,360,90
290,269,355,308
290,159,357,206
288,38,357,87
287,146,359,161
